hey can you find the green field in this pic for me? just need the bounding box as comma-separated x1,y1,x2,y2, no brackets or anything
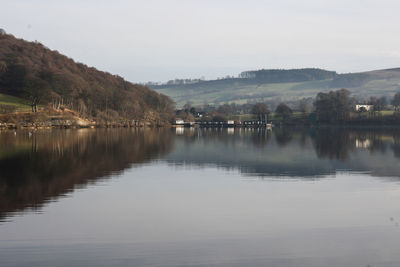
379,110,395,116
223,112,307,122
154,79,333,107
152,69,400,107
0,93,31,112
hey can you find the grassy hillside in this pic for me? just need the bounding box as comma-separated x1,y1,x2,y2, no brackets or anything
154,78,332,107
0,93,31,112
0,30,174,123
152,68,400,107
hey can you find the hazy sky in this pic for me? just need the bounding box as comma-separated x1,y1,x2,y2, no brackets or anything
2,0,400,83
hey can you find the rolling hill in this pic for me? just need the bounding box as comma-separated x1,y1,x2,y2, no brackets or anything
151,68,400,107
0,30,174,123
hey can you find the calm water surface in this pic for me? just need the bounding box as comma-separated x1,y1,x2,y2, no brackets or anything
1,127,400,267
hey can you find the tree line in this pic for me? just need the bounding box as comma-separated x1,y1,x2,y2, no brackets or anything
175,101,293,123
176,89,400,125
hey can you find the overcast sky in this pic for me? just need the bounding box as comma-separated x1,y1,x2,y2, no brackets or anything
2,0,400,83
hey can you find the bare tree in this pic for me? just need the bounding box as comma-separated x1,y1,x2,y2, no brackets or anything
23,77,50,112
392,92,400,111
251,103,270,122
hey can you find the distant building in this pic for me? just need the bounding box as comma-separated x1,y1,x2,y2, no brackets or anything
175,119,184,125
356,104,373,111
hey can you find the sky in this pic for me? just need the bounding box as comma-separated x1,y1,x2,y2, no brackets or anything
1,0,400,83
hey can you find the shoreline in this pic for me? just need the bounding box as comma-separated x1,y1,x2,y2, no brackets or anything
3,122,400,131
0,122,170,130
0,111,171,129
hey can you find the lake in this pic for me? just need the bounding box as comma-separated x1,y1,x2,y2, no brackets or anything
1,127,400,267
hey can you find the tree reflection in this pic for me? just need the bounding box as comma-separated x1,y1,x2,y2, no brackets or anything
274,128,293,147
392,132,400,158
3,127,400,221
312,128,355,160
0,129,174,221
250,128,271,148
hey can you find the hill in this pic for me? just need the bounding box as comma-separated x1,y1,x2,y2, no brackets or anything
0,30,174,124
151,68,400,107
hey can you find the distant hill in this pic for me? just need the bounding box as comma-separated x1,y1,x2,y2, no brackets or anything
151,68,400,107
0,30,174,123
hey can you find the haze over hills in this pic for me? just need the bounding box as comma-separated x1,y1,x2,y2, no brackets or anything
0,30,174,124
151,68,400,107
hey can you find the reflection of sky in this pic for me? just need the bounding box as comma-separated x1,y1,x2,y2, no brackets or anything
1,164,400,266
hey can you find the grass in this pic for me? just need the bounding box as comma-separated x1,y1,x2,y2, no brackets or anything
227,112,307,122
230,110,399,123
355,110,395,118
230,114,255,121
154,79,333,107
380,110,395,116
0,93,31,112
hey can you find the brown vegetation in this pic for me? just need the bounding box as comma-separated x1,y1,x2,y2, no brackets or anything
0,104,16,114
0,30,174,124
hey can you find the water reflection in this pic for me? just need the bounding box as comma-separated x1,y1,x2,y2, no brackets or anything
2,127,400,222
2,127,400,267
274,127,293,147
0,128,174,221
166,127,400,178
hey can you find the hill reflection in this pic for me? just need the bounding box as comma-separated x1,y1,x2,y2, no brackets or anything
2,127,400,221
166,127,400,178
0,128,174,221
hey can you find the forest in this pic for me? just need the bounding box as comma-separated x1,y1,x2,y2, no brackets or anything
0,30,174,124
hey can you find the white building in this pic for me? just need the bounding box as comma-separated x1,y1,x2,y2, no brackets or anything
175,119,184,125
355,104,373,111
